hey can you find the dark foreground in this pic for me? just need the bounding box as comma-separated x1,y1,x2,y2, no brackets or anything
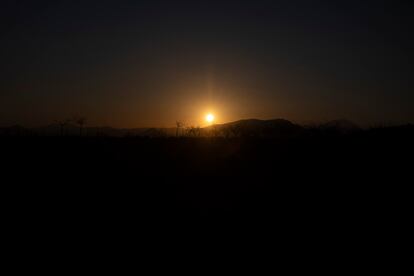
2,127,413,264
3,126,413,218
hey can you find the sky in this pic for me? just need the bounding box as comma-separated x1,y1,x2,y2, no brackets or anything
1,0,413,127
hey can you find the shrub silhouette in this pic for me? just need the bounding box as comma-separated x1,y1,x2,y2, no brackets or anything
186,126,201,137
55,119,71,136
74,116,87,136
176,121,184,137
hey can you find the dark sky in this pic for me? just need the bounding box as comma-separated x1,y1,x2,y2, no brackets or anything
1,0,413,127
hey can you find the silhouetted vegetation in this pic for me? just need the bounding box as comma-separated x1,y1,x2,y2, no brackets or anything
185,126,201,137
176,121,184,137
55,119,71,136
74,116,87,136
2,120,413,221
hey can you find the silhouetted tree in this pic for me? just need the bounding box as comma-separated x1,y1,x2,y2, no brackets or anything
187,126,201,137
194,126,201,137
55,119,71,136
74,117,87,136
184,126,191,137
176,121,184,137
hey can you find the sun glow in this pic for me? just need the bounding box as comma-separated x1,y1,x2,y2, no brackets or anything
205,113,215,124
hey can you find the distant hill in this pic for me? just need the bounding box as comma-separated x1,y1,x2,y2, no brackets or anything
203,118,305,138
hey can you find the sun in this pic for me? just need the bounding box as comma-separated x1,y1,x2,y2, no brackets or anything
205,113,215,124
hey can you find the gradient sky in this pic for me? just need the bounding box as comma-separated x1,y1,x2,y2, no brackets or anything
1,0,413,127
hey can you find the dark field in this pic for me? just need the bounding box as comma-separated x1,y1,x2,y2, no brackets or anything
2,126,413,221
2,127,413,264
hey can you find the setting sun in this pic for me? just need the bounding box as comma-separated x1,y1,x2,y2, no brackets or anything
205,113,215,124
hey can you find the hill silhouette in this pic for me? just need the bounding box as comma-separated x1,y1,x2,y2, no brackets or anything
204,118,305,138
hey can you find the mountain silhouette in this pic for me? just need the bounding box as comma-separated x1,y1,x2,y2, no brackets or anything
205,118,304,138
